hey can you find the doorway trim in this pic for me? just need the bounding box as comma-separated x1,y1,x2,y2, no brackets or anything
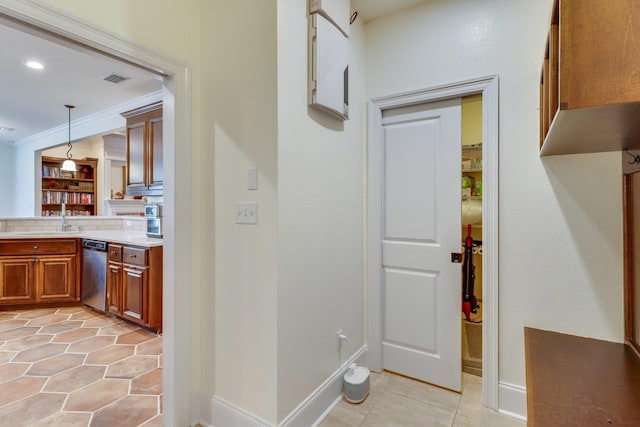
367,75,499,410
0,1,193,425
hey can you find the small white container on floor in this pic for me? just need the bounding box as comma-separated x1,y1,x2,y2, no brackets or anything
343,363,370,403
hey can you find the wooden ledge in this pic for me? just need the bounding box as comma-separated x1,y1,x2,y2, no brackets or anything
524,327,640,426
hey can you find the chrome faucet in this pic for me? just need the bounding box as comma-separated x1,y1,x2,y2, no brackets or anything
61,204,72,231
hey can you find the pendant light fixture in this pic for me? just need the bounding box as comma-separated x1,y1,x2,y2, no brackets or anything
61,104,76,172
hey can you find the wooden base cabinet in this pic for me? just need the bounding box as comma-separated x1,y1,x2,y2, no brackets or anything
0,240,79,306
0,258,35,304
107,243,162,332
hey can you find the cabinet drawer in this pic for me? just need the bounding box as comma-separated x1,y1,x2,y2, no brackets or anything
0,239,76,255
108,244,122,262
123,247,148,266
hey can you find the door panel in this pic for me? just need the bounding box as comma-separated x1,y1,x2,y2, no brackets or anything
0,258,35,303
380,98,461,391
38,256,75,302
384,268,437,353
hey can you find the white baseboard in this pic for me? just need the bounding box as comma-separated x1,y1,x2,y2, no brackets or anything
498,381,527,420
281,346,367,427
210,396,272,427
205,346,368,427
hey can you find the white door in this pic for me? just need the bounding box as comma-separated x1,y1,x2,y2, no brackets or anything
379,98,462,391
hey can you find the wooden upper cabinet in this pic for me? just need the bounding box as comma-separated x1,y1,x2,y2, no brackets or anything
539,0,640,156
127,121,146,191
121,102,163,196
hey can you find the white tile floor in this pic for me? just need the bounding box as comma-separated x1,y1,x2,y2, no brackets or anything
320,371,525,427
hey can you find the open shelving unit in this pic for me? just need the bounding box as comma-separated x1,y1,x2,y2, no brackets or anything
41,156,98,216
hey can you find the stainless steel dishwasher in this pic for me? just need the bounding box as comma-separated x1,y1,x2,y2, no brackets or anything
82,239,107,312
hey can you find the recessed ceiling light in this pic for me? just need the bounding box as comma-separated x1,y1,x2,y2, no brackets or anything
26,60,44,70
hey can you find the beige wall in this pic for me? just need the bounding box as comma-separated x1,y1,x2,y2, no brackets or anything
276,0,366,421
206,0,279,422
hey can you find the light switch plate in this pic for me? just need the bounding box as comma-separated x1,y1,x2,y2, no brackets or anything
235,202,257,224
248,168,258,190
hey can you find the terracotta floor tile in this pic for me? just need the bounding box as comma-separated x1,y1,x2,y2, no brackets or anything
136,337,162,355
131,368,162,395
64,378,129,412
0,319,28,332
26,314,71,327
0,376,48,407
0,351,16,363
54,306,87,314
106,355,158,379
0,313,18,321
0,393,65,427
67,335,116,353
83,315,119,328
38,320,84,334
140,414,163,426
43,364,106,392
117,329,157,345
14,308,58,319
27,353,85,376
0,326,40,341
0,307,163,426
28,411,92,427
89,395,158,427
69,310,103,320
52,327,99,343
0,362,30,384
85,344,135,365
98,322,140,336
13,343,67,363
1,334,53,351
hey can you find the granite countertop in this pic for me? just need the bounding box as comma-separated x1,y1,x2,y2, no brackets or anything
0,230,163,247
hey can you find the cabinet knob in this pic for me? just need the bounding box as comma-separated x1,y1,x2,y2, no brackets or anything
33,245,38,249
32,258,37,263
130,254,137,258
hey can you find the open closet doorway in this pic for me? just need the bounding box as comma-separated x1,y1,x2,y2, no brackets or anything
461,95,483,377
367,75,499,409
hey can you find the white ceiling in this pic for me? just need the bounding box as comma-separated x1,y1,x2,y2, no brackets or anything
0,1,425,144
351,0,428,23
0,21,161,144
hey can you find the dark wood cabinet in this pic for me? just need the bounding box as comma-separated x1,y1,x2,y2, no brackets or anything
122,264,147,324
106,242,162,332
0,239,79,305
539,0,640,156
121,102,163,196
0,258,35,304
37,255,77,302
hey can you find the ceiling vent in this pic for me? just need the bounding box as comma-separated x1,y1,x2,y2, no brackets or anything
103,73,129,84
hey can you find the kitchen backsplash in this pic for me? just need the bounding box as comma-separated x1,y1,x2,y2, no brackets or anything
0,217,146,233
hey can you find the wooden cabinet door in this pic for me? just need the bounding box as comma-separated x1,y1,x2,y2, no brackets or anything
0,257,36,304
37,255,76,302
148,114,163,191
127,120,147,193
122,265,148,325
107,262,122,315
